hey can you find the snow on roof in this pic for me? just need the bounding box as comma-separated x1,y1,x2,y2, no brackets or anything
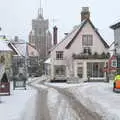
0,40,12,51
13,43,26,56
28,44,39,56
50,22,82,52
9,42,21,56
44,58,51,64
11,42,38,57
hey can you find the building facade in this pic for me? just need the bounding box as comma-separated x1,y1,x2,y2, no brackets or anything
47,7,110,81
9,38,39,77
0,40,15,79
110,22,120,55
110,21,120,73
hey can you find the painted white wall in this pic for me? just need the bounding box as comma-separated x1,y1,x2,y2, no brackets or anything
65,22,108,57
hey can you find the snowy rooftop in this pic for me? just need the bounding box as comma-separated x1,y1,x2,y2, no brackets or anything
10,42,39,57
0,41,12,51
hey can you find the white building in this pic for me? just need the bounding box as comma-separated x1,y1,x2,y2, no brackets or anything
110,21,120,55
110,21,120,73
47,7,110,81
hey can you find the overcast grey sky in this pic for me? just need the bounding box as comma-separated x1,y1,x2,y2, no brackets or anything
0,0,120,44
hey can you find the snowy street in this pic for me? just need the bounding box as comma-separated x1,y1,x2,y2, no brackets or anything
1,0,120,120
29,77,101,120
29,83,51,120
1,77,120,120
44,83,101,120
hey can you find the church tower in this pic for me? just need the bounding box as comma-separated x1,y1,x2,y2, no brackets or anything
29,0,52,60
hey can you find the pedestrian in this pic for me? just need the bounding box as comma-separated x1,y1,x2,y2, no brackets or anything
113,72,120,90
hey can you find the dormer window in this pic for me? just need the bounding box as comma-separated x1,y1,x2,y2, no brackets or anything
56,51,64,60
82,35,93,46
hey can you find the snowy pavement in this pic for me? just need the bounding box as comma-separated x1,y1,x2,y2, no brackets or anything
1,76,120,120
0,82,37,120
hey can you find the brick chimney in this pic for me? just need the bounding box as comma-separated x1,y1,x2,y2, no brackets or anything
53,26,58,45
81,7,90,21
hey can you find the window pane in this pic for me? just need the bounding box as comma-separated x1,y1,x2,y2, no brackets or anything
83,47,91,54
54,65,66,75
82,35,93,46
87,62,104,77
56,51,64,60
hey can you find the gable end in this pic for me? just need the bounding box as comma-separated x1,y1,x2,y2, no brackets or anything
65,20,109,49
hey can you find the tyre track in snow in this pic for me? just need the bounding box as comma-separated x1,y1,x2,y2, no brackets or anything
28,78,51,120
43,82,102,120
35,88,51,120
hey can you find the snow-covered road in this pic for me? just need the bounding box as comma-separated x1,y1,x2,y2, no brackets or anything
35,89,51,120
44,82,101,120
1,77,120,120
28,81,51,120
30,77,102,120
50,86,101,120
